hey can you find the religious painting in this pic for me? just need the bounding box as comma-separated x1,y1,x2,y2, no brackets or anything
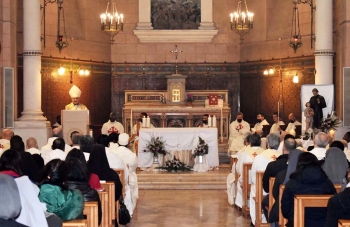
151,0,201,29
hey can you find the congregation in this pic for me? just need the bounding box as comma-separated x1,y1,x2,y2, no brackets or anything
226,110,350,227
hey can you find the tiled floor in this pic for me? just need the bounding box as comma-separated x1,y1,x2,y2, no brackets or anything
128,190,251,227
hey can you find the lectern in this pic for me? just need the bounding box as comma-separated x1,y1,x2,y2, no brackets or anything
62,110,90,145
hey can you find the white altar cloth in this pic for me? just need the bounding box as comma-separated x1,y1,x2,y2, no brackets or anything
138,128,219,168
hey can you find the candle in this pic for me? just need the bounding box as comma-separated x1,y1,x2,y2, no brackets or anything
130,109,133,133
146,116,150,128
213,115,217,128
142,116,146,128
220,107,223,143
329,129,335,137
230,13,233,23
208,115,212,127
121,14,124,23
89,129,93,137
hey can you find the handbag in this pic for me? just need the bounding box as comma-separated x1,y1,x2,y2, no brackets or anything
118,196,131,225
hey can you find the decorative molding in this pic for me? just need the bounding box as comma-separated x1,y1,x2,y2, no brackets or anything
23,51,42,56
314,50,335,56
133,29,218,43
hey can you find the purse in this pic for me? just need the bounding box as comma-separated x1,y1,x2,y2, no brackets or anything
118,196,131,225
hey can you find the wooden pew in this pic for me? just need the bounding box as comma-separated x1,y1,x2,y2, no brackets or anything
83,201,99,227
268,177,275,215
113,168,125,197
279,184,287,227
255,171,269,227
242,162,252,218
293,194,332,227
338,219,350,227
98,190,109,227
101,181,116,225
62,220,87,227
335,184,342,193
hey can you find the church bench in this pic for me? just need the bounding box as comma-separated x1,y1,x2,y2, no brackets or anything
293,194,333,227
255,171,269,227
338,219,350,227
242,163,252,218
62,219,87,227
83,201,99,227
268,177,275,215
335,184,342,193
101,182,116,225
279,185,287,227
113,168,126,197
98,190,109,227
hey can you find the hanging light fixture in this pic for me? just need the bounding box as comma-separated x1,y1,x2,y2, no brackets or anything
263,66,275,75
229,0,254,39
100,2,124,44
289,2,302,53
55,1,69,53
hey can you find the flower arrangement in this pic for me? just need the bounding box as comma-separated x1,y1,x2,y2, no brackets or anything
143,135,168,157
192,137,209,158
320,112,341,133
185,94,193,103
156,157,192,172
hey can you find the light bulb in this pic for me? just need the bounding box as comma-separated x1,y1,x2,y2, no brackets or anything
84,70,90,76
58,67,65,75
79,69,84,76
293,75,299,83
269,68,274,74
263,70,268,75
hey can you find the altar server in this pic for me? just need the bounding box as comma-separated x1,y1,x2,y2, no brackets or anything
101,112,124,135
199,114,209,127
65,85,88,110
270,112,285,134
252,113,269,135
229,112,250,153
285,113,302,135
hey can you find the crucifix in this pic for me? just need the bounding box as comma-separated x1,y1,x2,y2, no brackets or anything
170,44,183,74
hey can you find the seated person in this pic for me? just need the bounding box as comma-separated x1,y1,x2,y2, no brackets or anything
309,132,329,161
322,147,348,184
199,114,209,127
38,159,84,221
281,152,336,227
251,113,269,135
284,113,302,135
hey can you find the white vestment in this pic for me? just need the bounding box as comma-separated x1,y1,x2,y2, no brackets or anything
15,176,48,227
229,120,250,152
115,146,139,215
101,120,124,135
252,119,269,133
0,138,10,155
235,146,265,208
42,149,66,164
285,120,302,133
270,121,285,134
26,148,41,155
249,149,281,225
309,147,327,160
41,137,71,153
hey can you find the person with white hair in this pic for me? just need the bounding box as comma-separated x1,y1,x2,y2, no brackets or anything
65,85,88,110
249,133,282,225
310,132,329,160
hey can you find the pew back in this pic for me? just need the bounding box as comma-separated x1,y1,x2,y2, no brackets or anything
98,190,109,227
278,184,287,227
83,201,98,227
101,182,116,225
62,219,87,227
255,171,269,227
268,177,275,215
242,162,252,218
338,219,350,227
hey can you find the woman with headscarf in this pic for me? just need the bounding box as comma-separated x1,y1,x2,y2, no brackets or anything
66,148,102,190
87,144,123,201
268,149,302,225
0,174,27,227
322,147,348,185
38,159,84,221
281,152,336,227
65,157,102,225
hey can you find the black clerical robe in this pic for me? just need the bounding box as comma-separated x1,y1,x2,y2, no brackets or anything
309,94,326,128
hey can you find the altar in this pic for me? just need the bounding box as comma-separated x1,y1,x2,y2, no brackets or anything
137,127,219,168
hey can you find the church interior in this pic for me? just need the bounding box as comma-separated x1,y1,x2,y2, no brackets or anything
0,0,350,226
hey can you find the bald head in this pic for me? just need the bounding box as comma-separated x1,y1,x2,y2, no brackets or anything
26,137,38,149
288,113,296,121
52,127,63,138
1,129,14,140
314,132,329,148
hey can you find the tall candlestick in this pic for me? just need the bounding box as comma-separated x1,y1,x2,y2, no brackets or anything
142,116,146,128
146,116,150,128
208,115,212,127
130,109,133,133
213,115,217,128
220,107,223,143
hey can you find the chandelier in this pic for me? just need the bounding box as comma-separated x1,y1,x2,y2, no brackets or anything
289,2,302,53
100,2,124,44
229,0,254,38
56,1,69,53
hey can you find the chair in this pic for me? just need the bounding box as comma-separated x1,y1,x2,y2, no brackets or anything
262,125,272,137
293,194,332,227
255,171,269,227
242,163,252,218
62,220,87,227
101,182,116,225
83,201,99,227
98,191,109,227
268,177,276,215
338,219,350,227
279,185,287,227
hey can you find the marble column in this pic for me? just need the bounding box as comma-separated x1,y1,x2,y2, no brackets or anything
314,0,334,84
14,0,51,148
199,0,216,30
136,0,153,30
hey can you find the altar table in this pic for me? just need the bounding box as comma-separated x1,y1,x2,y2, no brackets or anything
138,128,219,168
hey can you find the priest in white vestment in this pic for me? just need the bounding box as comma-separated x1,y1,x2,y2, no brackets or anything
228,112,250,153
41,138,67,164
285,113,302,134
101,112,124,135
25,137,41,155
227,132,251,205
116,133,139,215
0,128,13,155
251,113,269,135
199,114,209,128
41,128,71,154
270,112,285,134
130,112,154,153
235,134,265,208
65,85,88,110
249,133,281,225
